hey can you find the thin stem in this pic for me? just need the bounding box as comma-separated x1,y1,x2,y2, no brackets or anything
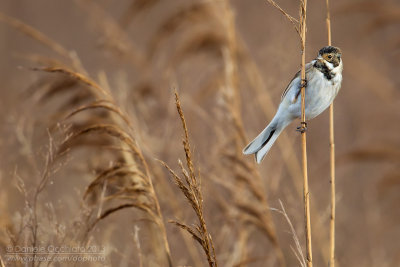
265,0,300,35
326,0,336,266
299,0,312,266
329,104,335,267
326,0,332,45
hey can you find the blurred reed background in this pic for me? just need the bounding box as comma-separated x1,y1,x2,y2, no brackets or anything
0,0,399,266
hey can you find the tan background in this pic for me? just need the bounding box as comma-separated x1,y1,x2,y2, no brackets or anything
0,0,399,266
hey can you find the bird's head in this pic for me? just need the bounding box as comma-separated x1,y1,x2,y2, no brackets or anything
317,46,342,68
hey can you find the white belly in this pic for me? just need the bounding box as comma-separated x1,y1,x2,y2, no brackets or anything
286,68,342,120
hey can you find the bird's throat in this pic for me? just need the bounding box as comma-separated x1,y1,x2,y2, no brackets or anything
314,60,335,81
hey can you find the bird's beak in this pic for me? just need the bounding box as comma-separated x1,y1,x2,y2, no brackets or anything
316,56,325,65
314,56,325,68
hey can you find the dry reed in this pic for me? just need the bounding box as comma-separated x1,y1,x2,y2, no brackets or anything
270,200,306,267
2,1,398,266
265,0,312,265
5,19,174,262
298,1,312,266
151,1,285,265
160,91,217,267
325,0,336,266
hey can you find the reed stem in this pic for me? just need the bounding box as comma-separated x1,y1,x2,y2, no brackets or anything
326,0,336,266
299,0,312,266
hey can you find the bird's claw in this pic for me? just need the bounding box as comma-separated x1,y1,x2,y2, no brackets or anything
296,122,308,133
300,79,307,88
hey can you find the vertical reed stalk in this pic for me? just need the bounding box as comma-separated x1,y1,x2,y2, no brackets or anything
326,0,336,266
265,0,313,264
299,0,312,266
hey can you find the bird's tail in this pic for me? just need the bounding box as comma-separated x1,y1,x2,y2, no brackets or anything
243,122,283,164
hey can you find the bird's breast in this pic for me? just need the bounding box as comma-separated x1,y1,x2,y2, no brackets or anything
304,69,342,119
285,67,342,120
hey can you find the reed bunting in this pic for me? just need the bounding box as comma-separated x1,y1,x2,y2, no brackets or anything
243,46,343,163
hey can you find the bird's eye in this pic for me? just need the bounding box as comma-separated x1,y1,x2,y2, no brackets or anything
327,54,332,59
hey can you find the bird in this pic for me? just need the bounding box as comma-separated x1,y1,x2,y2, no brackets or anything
243,46,343,163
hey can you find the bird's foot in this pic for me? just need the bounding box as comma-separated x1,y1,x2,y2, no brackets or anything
300,79,307,88
296,121,308,133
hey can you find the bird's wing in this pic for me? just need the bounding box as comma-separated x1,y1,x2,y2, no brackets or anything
281,70,300,101
280,62,314,102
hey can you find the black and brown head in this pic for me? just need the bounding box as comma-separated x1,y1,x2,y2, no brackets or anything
318,46,342,67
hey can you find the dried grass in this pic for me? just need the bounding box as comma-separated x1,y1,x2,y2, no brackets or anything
161,92,217,267
1,1,399,266
325,0,336,265
4,19,173,262
265,0,312,266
